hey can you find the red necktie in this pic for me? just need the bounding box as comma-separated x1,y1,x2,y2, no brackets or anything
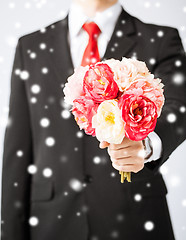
81,22,101,66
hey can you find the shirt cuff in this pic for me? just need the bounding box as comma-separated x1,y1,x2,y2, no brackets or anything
144,131,163,163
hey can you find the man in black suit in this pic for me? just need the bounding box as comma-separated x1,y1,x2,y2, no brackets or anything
1,0,186,239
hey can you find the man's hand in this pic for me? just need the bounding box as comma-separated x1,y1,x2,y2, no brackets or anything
99,137,145,173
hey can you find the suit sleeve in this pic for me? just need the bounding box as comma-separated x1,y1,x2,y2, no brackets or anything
145,28,186,173
1,38,32,240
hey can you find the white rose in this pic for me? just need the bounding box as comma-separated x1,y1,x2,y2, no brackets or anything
92,99,125,144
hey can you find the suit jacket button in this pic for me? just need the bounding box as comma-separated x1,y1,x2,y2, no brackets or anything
84,174,93,183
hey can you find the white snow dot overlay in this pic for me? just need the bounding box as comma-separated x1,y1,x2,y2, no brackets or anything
30,52,37,59
167,113,177,123
150,38,155,43
40,43,46,50
116,214,124,222
69,179,83,192
111,230,119,238
27,165,37,174
160,165,168,175
180,106,186,113
29,216,39,226
20,70,30,80
15,68,21,75
40,118,50,127
14,182,18,187
93,156,101,164
170,175,181,187
116,30,123,37
61,110,71,119
182,199,186,207
175,60,182,67
30,97,37,104
111,172,116,177
61,99,71,109
16,150,23,157
76,131,83,138
134,194,142,202
14,201,22,208
157,30,164,37
149,58,156,65
41,67,48,74
155,2,160,7
144,2,150,8
45,137,55,146
31,84,41,94
173,73,184,85
144,221,154,231
40,28,46,33
43,168,53,178
76,212,81,216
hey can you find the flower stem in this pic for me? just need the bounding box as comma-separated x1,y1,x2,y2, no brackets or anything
119,171,131,183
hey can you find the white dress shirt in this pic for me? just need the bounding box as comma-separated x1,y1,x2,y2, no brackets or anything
68,2,122,68
68,2,163,163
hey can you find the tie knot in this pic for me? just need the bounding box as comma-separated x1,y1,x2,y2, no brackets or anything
82,22,101,39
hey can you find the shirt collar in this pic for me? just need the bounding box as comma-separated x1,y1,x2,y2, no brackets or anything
68,2,122,41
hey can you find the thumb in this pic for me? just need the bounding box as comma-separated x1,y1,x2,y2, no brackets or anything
99,141,110,149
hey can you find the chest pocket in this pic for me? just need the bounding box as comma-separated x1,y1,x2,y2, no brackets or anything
30,180,54,202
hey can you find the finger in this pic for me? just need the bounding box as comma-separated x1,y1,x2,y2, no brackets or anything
112,162,134,172
99,141,110,149
111,156,144,167
112,162,143,173
108,147,133,159
110,138,142,150
109,143,144,158
111,157,133,166
109,138,133,150
109,142,131,150
109,144,131,151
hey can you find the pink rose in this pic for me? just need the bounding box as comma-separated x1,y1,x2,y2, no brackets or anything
124,78,164,117
63,65,89,105
83,63,119,103
104,58,150,91
72,96,98,136
118,94,158,141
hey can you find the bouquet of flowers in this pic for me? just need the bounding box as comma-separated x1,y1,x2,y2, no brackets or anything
63,57,164,183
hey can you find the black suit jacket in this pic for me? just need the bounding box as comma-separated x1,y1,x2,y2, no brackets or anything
1,9,186,240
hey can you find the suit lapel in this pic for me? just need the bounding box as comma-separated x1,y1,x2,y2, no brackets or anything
46,9,137,84
102,9,137,61
46,16,74,84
